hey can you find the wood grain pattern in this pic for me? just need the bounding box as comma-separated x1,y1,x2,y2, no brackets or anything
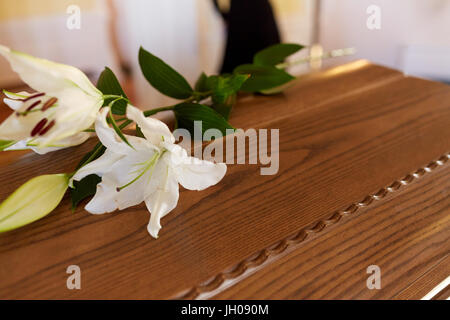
212,158,450,299
395,255,450,299
0,61,448,299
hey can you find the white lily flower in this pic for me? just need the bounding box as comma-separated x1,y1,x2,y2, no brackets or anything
72,105,227,238
0,45,104,153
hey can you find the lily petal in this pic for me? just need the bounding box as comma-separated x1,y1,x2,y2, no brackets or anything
0,46,103,150
3,98,23,110
29,94,103,148
84,176,119,214
3,90,31,100
3,91,34,110
4,132,91,155
126,104,175,145
175,159,227,191
145,166,179,238
109,149,162,210
71,148,124,185
167,144,227,190
0,102,54,141
95,107,133,155
0,45,101,98
81,145,162,212
38,131,92,149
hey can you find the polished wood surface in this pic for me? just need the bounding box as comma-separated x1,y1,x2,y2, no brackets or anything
0,61,448,299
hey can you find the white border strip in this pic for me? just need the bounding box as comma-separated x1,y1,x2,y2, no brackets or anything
421,276,450,300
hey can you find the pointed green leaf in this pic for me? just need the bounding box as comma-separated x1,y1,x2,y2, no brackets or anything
174,103,234,139
0,174,69,232
139,47,193,99
205,74,248,119
212,93,236,120
208,74,249,104
135,124,145,138
97,67,128,115
194,72,209,92
254,43,304,66
70,174,102,210
234,64,295,93
76,142,106,170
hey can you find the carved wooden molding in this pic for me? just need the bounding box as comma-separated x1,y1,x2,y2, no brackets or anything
178,153,450,299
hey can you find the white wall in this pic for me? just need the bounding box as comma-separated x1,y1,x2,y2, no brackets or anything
0,0,118,86
114,0,226,108
319,0,450,81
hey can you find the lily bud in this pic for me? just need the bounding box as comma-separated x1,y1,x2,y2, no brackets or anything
0,174,69,232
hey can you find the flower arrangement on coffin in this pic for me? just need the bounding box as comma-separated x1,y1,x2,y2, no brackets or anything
0,44,353,238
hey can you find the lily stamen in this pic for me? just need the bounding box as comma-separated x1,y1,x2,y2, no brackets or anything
117,151,161,192
41,97,58,111
31,118,48,136
25,100,41,112
0,45,103,152
22,92,45,102
18,104,58,116
39,120,56,135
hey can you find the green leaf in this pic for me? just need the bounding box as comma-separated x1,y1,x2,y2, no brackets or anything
97,67,128,115
174,103,234,139
70,174,102,210
139,47,193,99
194,72,209,92
234,64,295,93
212,93,236,120
75,142,105,170
0,140,16,151
205,74,248,119
0,174,69,232
136,124,145,138
208,74,249,104
254,43,304,66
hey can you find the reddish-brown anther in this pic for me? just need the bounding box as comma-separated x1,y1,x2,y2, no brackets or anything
25,100,41,112
41,97,58,111
38,120,56,135
31,118,48,136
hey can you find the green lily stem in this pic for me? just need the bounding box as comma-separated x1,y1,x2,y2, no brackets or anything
78,47,352,172
276,47,356,69
143,105,176,117
102,94,129,102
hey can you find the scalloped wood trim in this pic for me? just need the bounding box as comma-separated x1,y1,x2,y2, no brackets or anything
176,152,450,299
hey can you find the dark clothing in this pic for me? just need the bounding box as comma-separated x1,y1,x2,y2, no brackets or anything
214,0,281,73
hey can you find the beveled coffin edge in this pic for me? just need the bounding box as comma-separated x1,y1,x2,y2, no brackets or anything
175,152,450,299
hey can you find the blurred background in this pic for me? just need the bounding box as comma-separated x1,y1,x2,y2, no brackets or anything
0,0,449,109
